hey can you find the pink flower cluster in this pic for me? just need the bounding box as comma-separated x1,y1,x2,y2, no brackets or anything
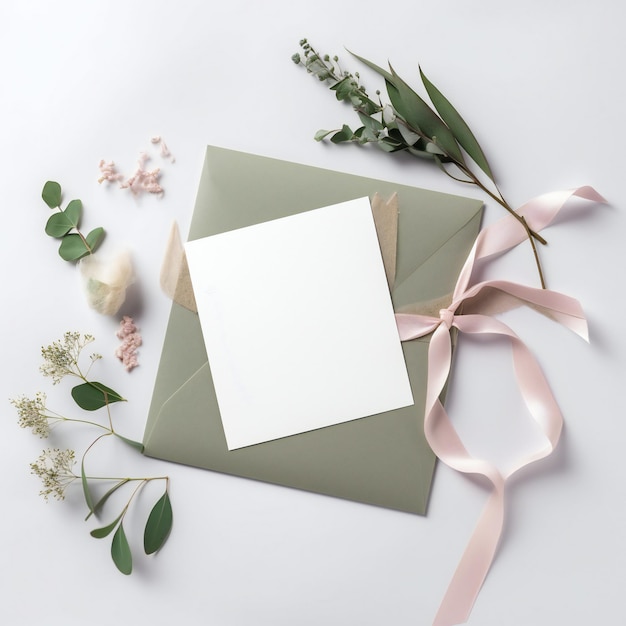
115,316,142,372
98,136,174,195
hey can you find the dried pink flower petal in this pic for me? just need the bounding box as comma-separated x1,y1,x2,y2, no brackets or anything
151,135,175,162
115,316,142,372
97,160,124,184
120,153,163,195
99,136,173,195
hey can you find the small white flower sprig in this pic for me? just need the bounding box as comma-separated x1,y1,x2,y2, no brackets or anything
11,332,172,575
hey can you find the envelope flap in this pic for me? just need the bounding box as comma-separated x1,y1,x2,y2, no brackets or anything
193,146,482,246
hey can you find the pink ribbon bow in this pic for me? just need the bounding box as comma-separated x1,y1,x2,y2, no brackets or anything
395,186,606,626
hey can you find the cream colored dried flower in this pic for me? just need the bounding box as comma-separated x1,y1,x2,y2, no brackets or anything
30,448,77,501
11,392,50,438
40,332,101,384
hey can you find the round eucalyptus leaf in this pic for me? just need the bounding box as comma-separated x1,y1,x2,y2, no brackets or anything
64,199,82,227
58,233,90,261
42,181,62,208
45,212,74,238
85,227,105,253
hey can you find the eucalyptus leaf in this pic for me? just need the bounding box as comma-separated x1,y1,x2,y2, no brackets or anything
45,212,74,238
42,181,62,209
377,139,403,153
71,381,125,411
397,121,421,147
357,112,383,133
330,76,354,101
86,479,131,521
81,458,95,515
347,50,394,83
44,199,82,237
314,129,336,142
111,523,132,575
387,64,464,163
419,67,494,181
85,227,104,253
330,124,354,143
64,199,82,227
90,511,123,538
407,146,438,160
58,233,90,261
144,491,173,555
115,434,145,453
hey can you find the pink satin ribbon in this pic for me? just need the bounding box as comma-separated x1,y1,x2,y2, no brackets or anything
396,186,606,626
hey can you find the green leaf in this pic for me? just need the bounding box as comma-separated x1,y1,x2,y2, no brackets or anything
115,434,145,453
377,137,406,153
85,227,104,254
387,64,464,163
346,51,464,162
347,50,394,82
357,111,383,133
330,124,354,143
64,199,82,227
90,511,123,538
144,491,173,555
42,181,62,208
314,129,337,142
111,523,132,575
86,479,131,521
44,199,82,238
396,120,421,147
58,233,90,261
71,382,125,411
330,75,355,101
419,67,494,181
45,212,74,238
81,458,95,516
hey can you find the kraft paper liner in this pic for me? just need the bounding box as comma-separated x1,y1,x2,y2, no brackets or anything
160,221,197,313
162,191,400,311
161,192,465,323
370,192,398,291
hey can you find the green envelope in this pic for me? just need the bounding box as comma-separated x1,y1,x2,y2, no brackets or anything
143,146,483,515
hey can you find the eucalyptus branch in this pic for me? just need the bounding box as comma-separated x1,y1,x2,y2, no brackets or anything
292,39,551,288
41,181,105,262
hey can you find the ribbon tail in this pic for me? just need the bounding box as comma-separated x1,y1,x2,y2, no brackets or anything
423,325,507,626
425,396,506,626
433,483,505,626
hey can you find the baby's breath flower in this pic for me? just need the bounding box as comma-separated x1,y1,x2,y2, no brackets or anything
40,332,99,384
30,448,77,501
11,392,50,438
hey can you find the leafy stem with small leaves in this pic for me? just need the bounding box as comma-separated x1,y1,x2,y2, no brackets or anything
42,181,105,261
11,332,172,575
292,39,548,288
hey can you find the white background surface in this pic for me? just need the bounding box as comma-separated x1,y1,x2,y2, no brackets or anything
1,1,624,625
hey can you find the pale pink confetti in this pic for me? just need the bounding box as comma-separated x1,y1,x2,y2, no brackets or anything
120,152,163,195
97,160,124,184
115,315,142,372
151,135,175,162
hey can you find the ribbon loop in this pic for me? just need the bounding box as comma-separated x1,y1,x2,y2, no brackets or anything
398,186,606,626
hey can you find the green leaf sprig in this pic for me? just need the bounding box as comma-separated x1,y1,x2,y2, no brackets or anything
11,332,172,575
42,181,105,261
292,39,548,288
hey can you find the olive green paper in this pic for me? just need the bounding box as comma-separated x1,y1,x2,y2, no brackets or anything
143,146,482,514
